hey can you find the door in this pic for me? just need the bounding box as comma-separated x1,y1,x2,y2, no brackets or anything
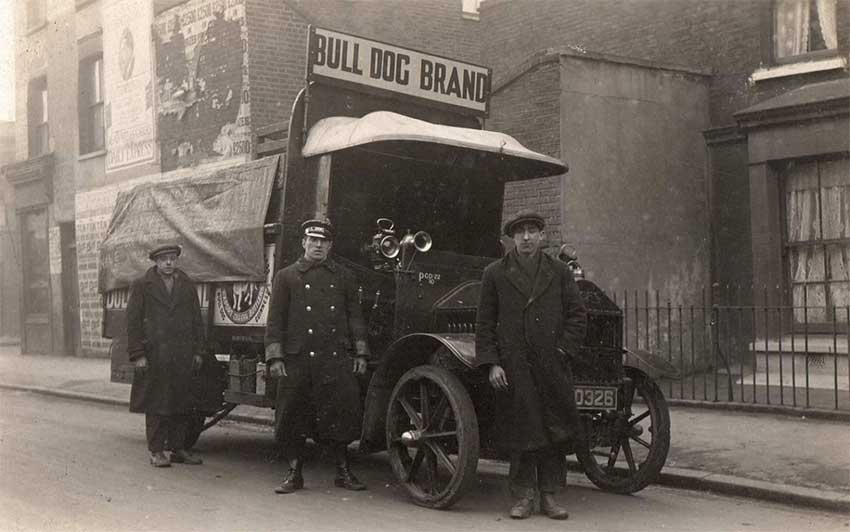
20,208,50,353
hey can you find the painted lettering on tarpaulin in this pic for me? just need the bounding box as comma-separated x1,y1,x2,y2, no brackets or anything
154,0,251,171
308,26,491,116
103,0,157,172
213,245,275,327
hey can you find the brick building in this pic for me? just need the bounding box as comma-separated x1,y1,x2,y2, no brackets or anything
3,0,848,357
0,121,17,343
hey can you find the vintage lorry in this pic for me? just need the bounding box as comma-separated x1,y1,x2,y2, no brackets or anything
103,26,674,509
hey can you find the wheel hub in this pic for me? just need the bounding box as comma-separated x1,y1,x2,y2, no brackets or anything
401,430,423,447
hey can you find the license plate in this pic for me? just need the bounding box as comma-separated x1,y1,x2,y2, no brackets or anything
574,386,618,410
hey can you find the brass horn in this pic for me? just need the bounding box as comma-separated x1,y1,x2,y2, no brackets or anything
413,231,432,253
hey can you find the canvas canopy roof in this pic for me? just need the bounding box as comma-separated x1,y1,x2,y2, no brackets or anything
98,156,279,292
302,111,567,179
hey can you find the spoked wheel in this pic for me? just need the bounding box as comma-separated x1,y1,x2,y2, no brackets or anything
386,365,479,509
576,367,670,494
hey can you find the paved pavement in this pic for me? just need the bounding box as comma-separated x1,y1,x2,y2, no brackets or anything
1,344,848,513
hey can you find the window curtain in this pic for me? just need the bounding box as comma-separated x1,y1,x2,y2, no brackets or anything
785,158,850,321
821,158,850,309
786,161,826,320
815,0,838,49
775,0,811,58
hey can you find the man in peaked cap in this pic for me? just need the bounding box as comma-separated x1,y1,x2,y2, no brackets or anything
476,209,587,520
127,243,206,467
265,217,371,494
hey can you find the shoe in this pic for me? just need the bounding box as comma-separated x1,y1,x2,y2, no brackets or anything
540,493,569,520
150,452,171,468
274,467,304,494
170,450,203,465
509,496,535,519
334,465,366,491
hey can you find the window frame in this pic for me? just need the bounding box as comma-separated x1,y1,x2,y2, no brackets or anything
770,0,840,66
28,77,49,158
780,154,850,331
79,53,105,155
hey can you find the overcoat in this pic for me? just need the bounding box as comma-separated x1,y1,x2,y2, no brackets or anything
126,267,205,415
264,256,369,445
475,249,587,452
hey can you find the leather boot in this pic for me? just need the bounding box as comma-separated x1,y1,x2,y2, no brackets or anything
509,496,535,519
170,450,203,465
333,443,366,491
540,493,569,520
150,451,171,468
274,457,304,494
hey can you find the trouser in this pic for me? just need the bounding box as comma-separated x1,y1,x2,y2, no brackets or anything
508,446,567,498
146,414,190,453
283,437,351,464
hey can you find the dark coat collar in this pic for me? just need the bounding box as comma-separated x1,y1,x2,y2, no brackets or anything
295,255,338,274
501,249,556,307
143,266,185,307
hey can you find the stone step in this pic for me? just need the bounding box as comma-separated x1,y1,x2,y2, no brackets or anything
748,335,848,355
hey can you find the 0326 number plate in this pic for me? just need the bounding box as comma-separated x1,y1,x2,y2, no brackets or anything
574,386,618,410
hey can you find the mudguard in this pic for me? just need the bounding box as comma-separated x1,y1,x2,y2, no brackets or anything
359,332,478,453
623,348,681,380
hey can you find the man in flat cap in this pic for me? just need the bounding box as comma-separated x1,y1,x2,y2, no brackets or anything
127,244,206,467
265,217,370,494
475,209,587,520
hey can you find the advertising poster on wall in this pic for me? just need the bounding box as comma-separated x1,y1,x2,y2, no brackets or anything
154,0,252,171
103,0,157,172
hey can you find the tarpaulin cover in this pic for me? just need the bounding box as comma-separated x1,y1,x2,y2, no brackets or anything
98,156,279,292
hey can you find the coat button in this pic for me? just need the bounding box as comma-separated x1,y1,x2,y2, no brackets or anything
330,284,335,288
305,284,311,290
306,306,312,311
309,351,315,357
330,305,336,311
332,351,338,357
307,329,313,334
331,327,336,334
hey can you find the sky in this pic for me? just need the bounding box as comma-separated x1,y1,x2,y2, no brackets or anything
1,0,14,122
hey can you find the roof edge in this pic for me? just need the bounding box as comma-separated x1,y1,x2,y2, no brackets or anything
493,46,712,95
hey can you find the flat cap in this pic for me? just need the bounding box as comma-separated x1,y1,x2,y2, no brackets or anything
503,209,545,236
301,218,334,240
149,244,182,260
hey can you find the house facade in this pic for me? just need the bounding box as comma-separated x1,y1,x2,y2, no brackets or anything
3,0,848,357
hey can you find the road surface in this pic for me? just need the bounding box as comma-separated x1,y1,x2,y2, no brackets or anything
1,389,847,532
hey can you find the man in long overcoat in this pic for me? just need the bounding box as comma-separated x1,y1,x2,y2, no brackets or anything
264,218,370,494
127,244,205,467
475,210,587,520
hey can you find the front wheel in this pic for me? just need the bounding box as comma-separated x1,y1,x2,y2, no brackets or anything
576,367,670,494
386,365,479,509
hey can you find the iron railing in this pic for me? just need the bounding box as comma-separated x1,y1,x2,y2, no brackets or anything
614,288,850,412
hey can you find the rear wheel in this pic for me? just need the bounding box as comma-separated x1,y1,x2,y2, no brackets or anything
576,367,670,494
386,365,479,509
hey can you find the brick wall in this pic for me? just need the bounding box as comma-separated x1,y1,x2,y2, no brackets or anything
246,0,482,132
245,0,310,129
290,0,481,64
479,0,849,127
488,59,563,247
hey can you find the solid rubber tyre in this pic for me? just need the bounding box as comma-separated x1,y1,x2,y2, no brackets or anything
386,365,479,509
576,367,670,494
